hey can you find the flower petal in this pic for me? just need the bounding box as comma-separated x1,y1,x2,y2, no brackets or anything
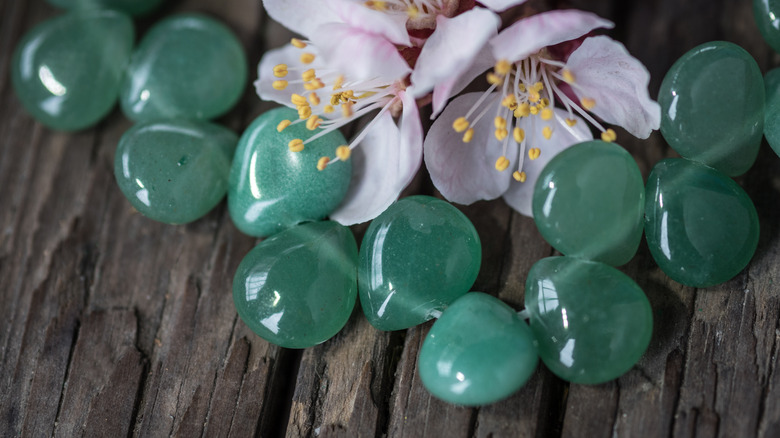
330,91,423,225
430,48,495,118
262,0,340,37
502,108,593,216
490,10,613,62
411,8,499,99
316,22,411,81
255,44,309,106
478,0,528,12
424,92,516,204
565,36,660,138
324,0,411,46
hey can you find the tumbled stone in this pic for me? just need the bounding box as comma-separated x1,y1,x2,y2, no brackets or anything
532,140,644,266
754,0,780,54
11,10,134,131
114,119,237,224
47,0,163,16
358,196,481,331
525,256,653,384
233,221,358,349
228,107,351,237
120,13,247,122
763,67,780,157
644,158,759,287
658,41,764,176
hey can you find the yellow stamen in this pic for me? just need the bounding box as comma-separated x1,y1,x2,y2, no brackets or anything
542,126,553,139
288,139,304,152
342,102,354,118
495,156,510,172
273,64,288,78
272,80,288,90
486,72,503,85
462,128,474,143
365,1,387,10
407,5,419,17
495,128,508,141
330,93,342,106
533,82,544,92
513,127,525,143
494,116,507,129
539,98,549,108
304,78,325,90
581,97,596,110
306,115,321,130
515,103,531,118
528,148,541,160
530,105,539,115
529,89,541,103
298,105,312,119
323,105,335,114
565,118,578,126
541,108,554,120
276,119,291,132
291,93,308,106
601,128,617,142
513,171,527,182
336,145,351,161
333,75,344,90
495,59,512,76
518,84,527,92
309,93,321,106
501,94,518,110
301,68,316,82
300,53,315,64
342,90,355,100
317,157,330,170
291,38,307,49
562,69,576,83
452,117,469,133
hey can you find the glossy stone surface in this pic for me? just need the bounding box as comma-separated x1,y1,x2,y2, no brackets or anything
120,13,247,122
358,196,481,331
233,221,358,349
658,41,764,176
532,140,644,266
763,68,780,157
418,293,538,406
228,107,351,237
525,257,652,384
644,158,759,287
11,11,134,131
754,0,780,54
47,0,163,16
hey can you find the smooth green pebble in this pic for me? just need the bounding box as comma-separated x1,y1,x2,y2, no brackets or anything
228,107,351,237
47,0,163,16
418,293,538,406
11,10,134,131
358,195,481,331
525,257,653,384
754,0,780,54
532,140,644,266
233,221,358,349
644,158,759,287
114,120,237,224
120,13,247,122
763,68,780,157
658,41,763,176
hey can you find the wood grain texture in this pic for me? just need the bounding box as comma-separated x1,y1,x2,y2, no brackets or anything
0,0,778,437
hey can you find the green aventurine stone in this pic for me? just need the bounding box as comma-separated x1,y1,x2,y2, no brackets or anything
532,140,644,266
644,158,759,287
658,41,764,176
114,120,237,224
120,13,247,122
358,196,481,331
11,11,134,131
418,293,538,406
763,68,780,157
233,221,358,349
228,107,351,237
47,0,163,16
525,257,653,384
754,0,780,54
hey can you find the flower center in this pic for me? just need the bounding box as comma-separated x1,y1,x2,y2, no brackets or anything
364,0,455,22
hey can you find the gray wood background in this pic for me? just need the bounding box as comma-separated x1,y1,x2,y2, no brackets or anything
1,0,778,436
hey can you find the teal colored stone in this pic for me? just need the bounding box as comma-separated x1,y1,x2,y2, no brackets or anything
763,68,780,157
358,196,481,331
525,257,653,384
532,140,644,266
644,158,759,287
228,107,352,237
233,221,358,349
418,293,538,406
114,120,237,224
11,11,134,131
120,13,247,122
47,0,163,16
658,41,764,176
754,0,780,54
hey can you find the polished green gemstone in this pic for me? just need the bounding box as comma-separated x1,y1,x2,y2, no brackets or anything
644,158,759,287
114,120,237,224
525,256,652,384
418,292,538,406
233,221,358,349
228,107,351,237
532,140,644,266
658,41,763,176
763,68,780,157
358,195,481,331
11,10,134,131
47,0,163,16
120,13,247,122
754,0,780,54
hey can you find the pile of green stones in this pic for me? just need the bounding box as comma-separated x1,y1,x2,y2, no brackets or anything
10,1,776,407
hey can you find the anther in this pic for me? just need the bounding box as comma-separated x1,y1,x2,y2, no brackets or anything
277,120,291,132
528,148,541,160
333,75,344,89
542,126,553,139
330,93,342,106
601,128,617,142
495,128,508,141
291,93,308,106
336,145,351,161
273,64,288,78
462,128,474,143
324,105,335,113
562,69,576,83
565,118,578,126
580,97,596,110
515,103,530,118
298,105,312,119
541,108,554,120
495,156,510,172
302,69,316,81
486,73,503,85
309,93,321,106
495,59,512,76
304,78,325,90
306,115,321,130
494,116,507,129
291,38,307,49
272,80,288,90
513,127,525,143
530,106,539,115
288,139,304,152
513,171,527,182
407,5,419,18
300,53,316,64
452,117,469,133
317,157,330,170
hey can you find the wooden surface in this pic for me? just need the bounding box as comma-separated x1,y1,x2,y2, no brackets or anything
1,0,779,436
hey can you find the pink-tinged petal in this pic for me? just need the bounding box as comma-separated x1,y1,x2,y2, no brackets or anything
330,92,423,225
490,10,613,62
412,8,499,98
424,92,516,204
324,0,411,46
430,48,494,117
316,23,411,81
255,44,308,106
262,0,340,37
565,36,660,138
502,108,593,216
478,0,528,12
